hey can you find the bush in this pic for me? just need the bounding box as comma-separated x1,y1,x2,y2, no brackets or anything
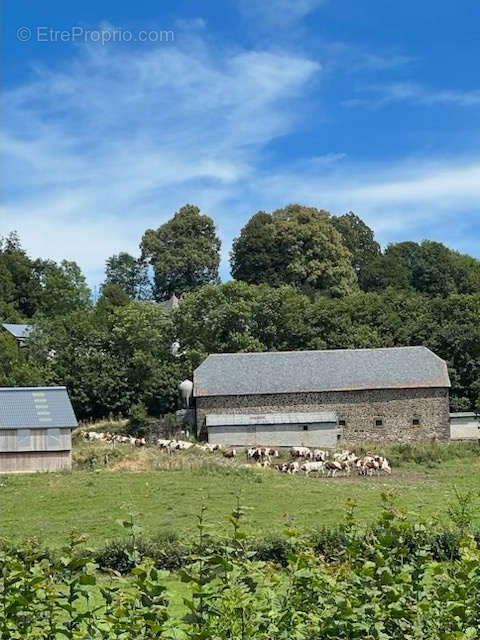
252,535,290,566
128,402,149,438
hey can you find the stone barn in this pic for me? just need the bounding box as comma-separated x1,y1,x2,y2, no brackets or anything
0,386,78,472
193,347,451,445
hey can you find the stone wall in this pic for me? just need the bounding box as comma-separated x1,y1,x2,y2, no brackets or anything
195,387,450,443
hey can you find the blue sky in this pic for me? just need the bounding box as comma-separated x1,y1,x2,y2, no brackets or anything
3,0,480,286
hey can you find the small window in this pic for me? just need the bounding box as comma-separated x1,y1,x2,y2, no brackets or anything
412,418,420,426
17,429,31,451
303,425,308,431
375,419,383,427
47,428,61,450
338,419,346,427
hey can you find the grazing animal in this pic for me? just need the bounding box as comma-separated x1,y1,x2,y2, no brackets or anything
300,461,325,476
324,460,347,477
223,448,237,458
290,446,311,458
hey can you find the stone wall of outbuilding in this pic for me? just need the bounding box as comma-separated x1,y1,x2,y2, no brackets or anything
195,387,450,444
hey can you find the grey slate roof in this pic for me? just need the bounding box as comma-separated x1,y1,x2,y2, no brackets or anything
194,347,450,397
157,294,180,313
206,411,337,426
2,324,33,340
0,387,78,429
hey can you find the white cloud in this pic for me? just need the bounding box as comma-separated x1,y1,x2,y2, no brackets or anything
2,34,320,280
3,28,480,289
344,82,480,109
236,0,327,28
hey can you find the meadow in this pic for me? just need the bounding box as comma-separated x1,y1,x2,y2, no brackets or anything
2,439,480,548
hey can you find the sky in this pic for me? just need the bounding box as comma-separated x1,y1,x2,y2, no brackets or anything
3,0,480,287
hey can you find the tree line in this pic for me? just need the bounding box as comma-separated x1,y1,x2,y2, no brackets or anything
1,203,479,419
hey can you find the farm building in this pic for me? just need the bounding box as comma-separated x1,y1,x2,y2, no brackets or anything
0,387,78,472
194,347,451,445
2,323,33,348
450,412,480,440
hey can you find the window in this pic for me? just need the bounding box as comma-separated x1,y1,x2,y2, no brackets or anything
339,419,346,427
47,428,61,450
17,429,31,451
412,418,421,426
302,425,308,431
375,418,384,427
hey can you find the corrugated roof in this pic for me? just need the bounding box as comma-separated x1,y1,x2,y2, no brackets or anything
194,347,450,397
206,411,337,426
2,324,33,339
0,387,78,429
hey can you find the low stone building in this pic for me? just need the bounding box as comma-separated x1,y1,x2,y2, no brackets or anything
450,412,480,440
193,347,451,445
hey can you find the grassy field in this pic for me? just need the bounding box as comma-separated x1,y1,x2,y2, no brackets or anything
2,442,480,547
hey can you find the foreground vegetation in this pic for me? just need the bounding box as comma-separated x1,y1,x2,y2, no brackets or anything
2,494,480,639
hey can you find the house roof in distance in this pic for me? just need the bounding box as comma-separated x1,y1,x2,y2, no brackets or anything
157,294,180,313
2,323,33,340
0,387,78,429
194,347,451,397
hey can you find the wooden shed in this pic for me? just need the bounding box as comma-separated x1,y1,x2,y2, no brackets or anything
0,387,78,473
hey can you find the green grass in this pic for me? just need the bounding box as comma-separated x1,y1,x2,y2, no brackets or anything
2,450,480,547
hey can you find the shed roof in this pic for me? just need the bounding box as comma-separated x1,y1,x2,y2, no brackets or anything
194,347,450,397
206,411,337,426
0,387,78,429
2,324,33,340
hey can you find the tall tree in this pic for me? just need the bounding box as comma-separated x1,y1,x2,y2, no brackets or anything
331,212,382,290
36,259,92,316
0,232,42,317
382,240,480,297
103,252,151,299
141,204,221,301
230,204,358,297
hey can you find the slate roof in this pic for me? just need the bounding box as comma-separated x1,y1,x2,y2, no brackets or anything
157,294,180,313
2,324,33,340
0,387,78,429
194,347,450,397
206,411,337,426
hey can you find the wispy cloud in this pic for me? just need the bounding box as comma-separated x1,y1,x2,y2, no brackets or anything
236,0,327,28
344,81,480,109
320,42,416,73
3,33,320,282
3,25,480,287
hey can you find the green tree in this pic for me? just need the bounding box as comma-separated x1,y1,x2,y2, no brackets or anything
103,252,151,299
0,232,42,317
331,212,382,290
230,204,358,297
141,204,221,301
0,332,44,386
96,282,130,315
29,302,184,419
377,240,480,297
36,259,92,316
